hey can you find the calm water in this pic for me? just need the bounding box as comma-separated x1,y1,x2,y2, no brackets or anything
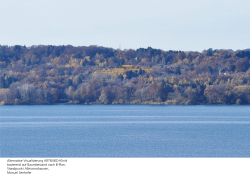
0,105,250,157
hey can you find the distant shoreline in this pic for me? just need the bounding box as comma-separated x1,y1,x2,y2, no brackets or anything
1,103,249,106
1,45,250,106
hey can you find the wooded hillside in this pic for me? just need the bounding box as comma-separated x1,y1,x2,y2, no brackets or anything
0,45,250,105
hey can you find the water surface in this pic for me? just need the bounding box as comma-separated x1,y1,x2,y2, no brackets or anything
0,105,249,157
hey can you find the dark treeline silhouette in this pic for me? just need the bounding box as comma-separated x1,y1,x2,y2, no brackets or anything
0,45,250,105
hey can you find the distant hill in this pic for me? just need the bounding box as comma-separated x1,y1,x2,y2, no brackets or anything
0,45,249,105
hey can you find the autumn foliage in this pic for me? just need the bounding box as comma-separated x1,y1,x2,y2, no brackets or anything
0,45,250,105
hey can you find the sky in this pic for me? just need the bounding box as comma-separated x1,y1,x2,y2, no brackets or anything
0,0,249,52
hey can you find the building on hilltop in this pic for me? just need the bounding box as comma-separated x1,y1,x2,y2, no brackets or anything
94,65,155,77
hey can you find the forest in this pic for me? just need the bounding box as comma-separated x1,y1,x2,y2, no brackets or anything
0,45,250,105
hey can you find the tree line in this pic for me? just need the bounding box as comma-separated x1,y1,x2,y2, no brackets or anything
0,45,249,105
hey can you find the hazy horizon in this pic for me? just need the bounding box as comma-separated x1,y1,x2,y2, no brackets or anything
1,44,249,53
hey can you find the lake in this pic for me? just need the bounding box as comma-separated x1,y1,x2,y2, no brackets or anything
0,105,250,157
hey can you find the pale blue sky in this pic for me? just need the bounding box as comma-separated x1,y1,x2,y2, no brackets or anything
0,0,249,51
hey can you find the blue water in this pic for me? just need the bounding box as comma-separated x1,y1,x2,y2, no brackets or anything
0,105,250,157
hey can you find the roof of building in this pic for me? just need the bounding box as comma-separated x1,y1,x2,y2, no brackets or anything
120,65,134,68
